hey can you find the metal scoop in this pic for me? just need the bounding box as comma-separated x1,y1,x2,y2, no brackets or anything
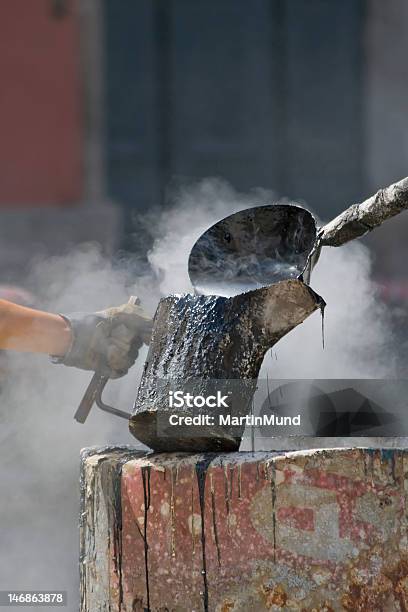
188,204,317,297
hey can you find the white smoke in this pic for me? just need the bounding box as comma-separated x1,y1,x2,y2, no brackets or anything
262,240,396,379
147,178,277,295
0,178,400,608
0,246,153,609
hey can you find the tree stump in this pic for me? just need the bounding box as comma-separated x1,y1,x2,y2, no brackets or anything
80,446,408,612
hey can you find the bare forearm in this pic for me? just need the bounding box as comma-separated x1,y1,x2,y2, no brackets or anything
0,299,72,356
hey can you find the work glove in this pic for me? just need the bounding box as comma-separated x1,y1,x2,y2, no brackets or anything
54,300,153,378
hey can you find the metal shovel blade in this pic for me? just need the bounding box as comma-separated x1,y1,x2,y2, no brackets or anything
188,204,317,297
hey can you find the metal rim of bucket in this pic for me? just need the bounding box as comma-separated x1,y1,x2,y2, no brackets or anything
188,204,317,297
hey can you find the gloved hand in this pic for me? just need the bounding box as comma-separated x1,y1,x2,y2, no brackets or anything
54,300,153,378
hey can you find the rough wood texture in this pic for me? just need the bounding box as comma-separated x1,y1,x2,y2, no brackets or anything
79,446,145,612
320,175,408,247
80,446,408,612
130,280,324,452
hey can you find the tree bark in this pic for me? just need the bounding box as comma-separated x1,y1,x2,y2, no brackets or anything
319,175,408,247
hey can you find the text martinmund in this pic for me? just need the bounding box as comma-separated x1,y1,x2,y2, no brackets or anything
219,414,300,426
168,414,301,426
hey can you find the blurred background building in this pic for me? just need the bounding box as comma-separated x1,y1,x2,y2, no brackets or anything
0,0,407,291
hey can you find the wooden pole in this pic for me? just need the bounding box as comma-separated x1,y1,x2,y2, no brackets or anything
319,176,408,247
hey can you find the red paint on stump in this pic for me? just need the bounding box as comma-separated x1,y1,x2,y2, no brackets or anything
80,448,408,611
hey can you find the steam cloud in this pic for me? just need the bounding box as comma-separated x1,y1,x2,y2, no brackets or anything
0,178,402,607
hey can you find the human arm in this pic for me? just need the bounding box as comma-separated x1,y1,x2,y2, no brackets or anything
0,299,71,355
0,298,153,378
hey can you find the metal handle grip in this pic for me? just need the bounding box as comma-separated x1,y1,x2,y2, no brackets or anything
74,296,138,424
